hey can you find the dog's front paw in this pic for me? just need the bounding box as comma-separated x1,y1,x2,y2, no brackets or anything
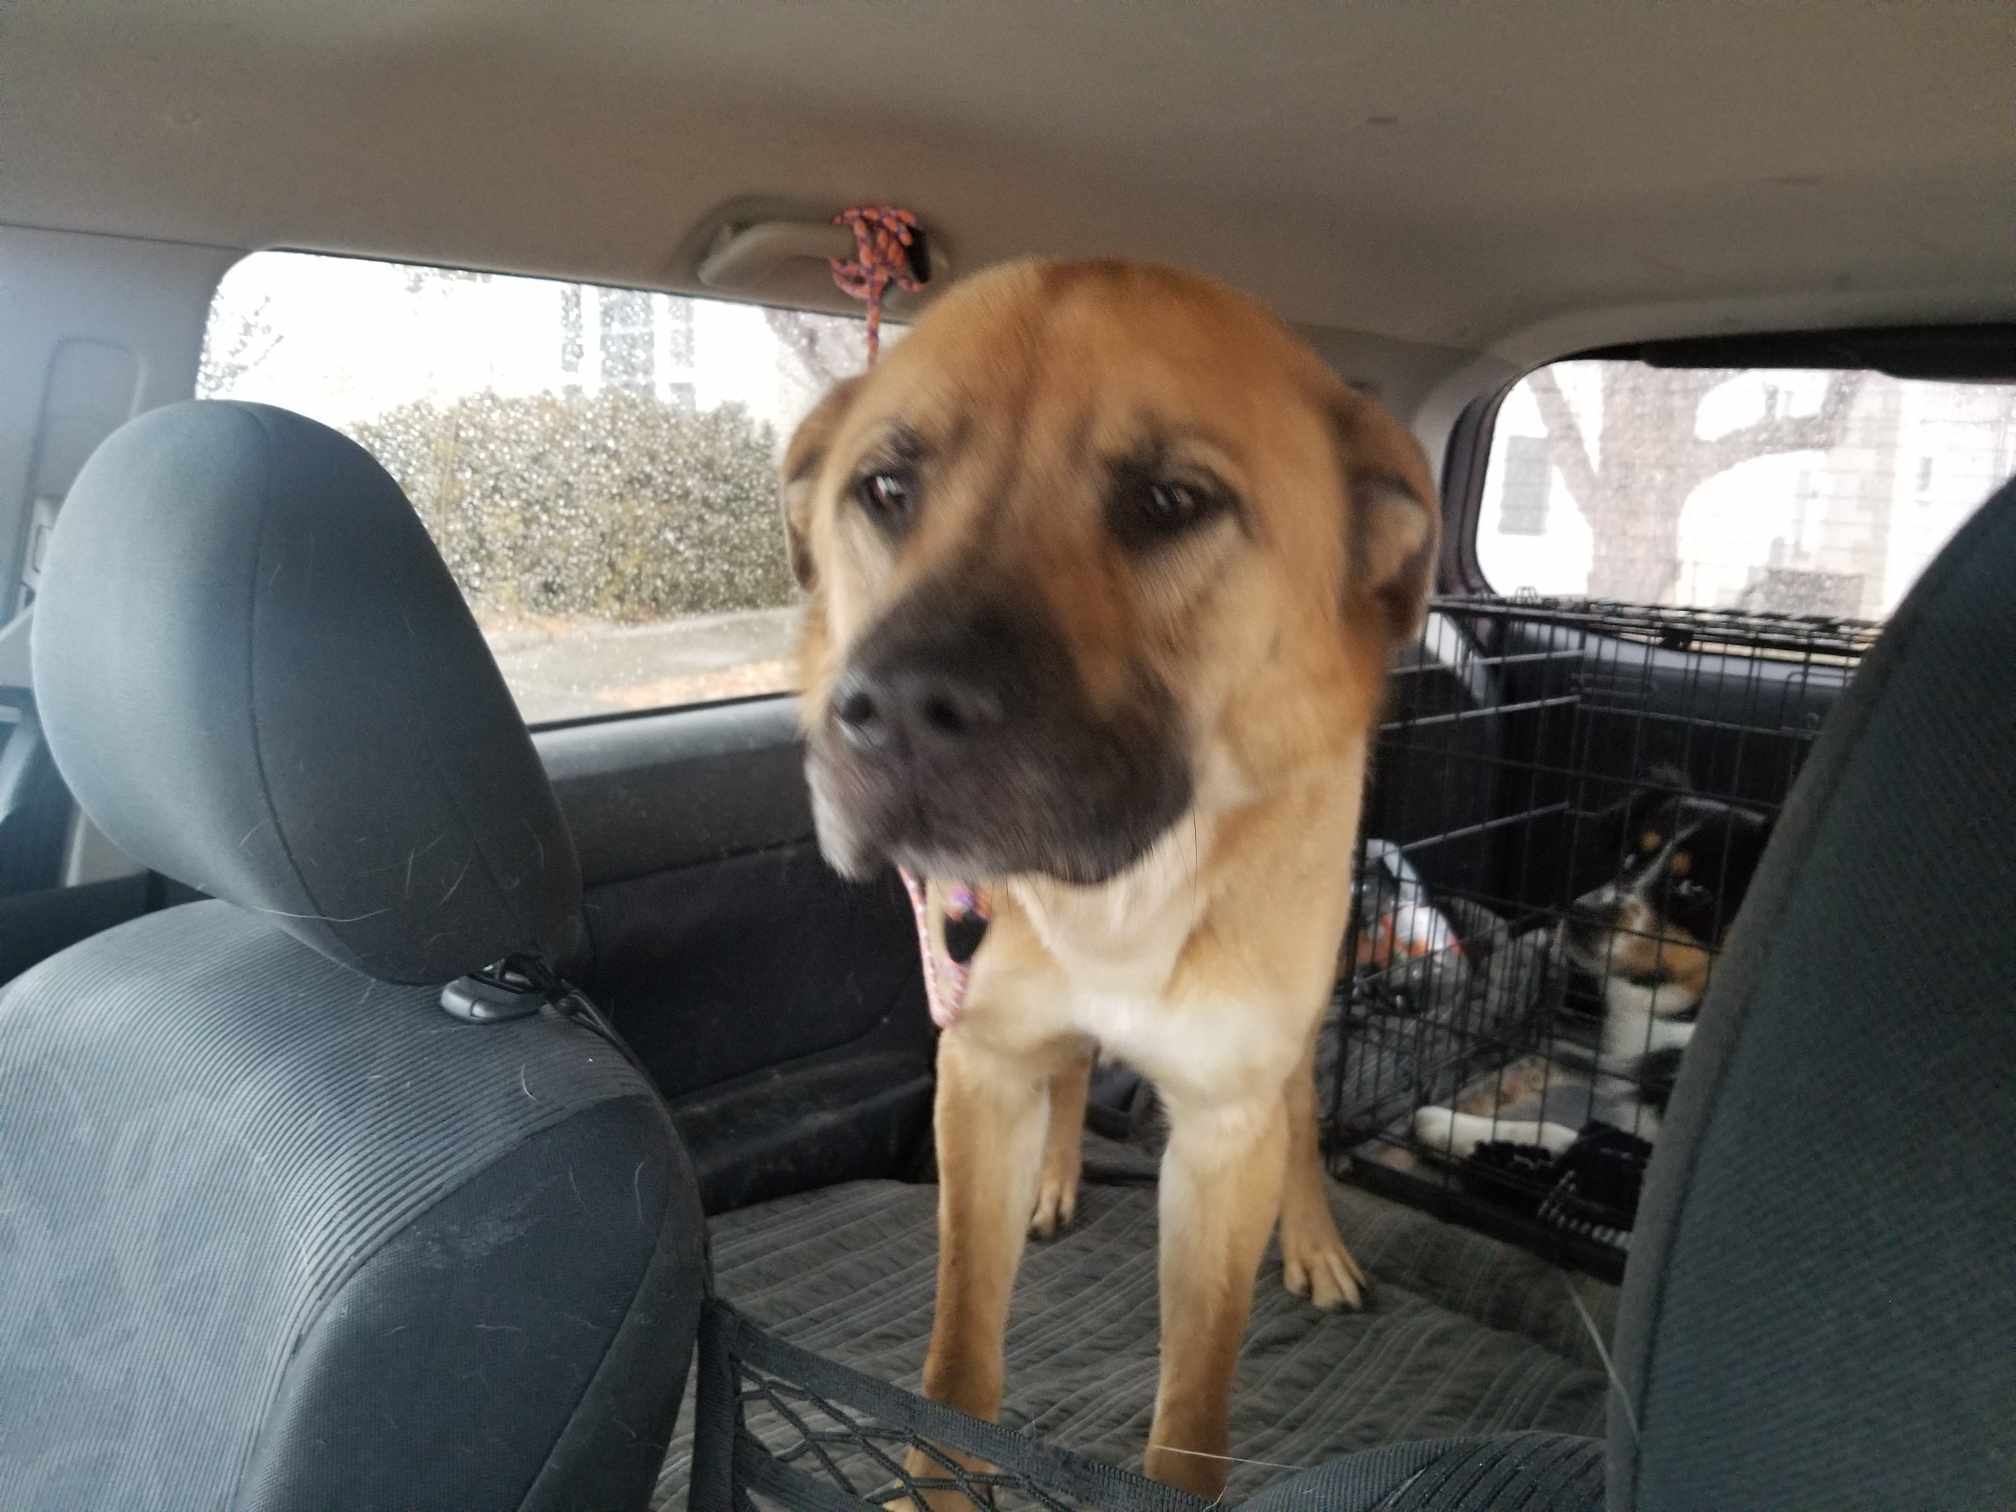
1412,1104,1461,1153
1028,1156,1080,1239
1280,1206,1369,1311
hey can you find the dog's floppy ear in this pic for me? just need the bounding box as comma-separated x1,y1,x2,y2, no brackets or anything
1331,390,1439,643
1615,765,1691,835
1584,767,1689,862
779,376,864,592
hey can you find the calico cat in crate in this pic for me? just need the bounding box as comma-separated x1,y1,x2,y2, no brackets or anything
1413,772,1774,1172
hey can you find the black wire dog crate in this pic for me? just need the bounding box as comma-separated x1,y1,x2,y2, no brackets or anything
1319,596,1881,1278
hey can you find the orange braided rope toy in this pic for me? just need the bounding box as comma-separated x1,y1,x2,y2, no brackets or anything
829,205,922,366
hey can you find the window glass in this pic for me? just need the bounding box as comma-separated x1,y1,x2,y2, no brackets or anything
199,252,892,722
1476,360,2016,618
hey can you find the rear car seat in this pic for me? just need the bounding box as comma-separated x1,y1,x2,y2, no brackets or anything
666,472,2016,1510
658,1137,1617,1506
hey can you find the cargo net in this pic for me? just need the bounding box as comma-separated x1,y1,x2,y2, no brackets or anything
1318,596,1880,1276
688,1301,1211,1511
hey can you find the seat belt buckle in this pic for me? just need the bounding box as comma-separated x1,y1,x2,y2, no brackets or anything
440,959,545,1023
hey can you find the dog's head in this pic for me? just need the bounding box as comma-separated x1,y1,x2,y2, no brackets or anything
1563,771,1774,1013
781,258,1437,885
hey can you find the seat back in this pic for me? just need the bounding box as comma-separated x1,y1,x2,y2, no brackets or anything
1611,478,2016,1508
2,905,705,1509
2,402,707,1509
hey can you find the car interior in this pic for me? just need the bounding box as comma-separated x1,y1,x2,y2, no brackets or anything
1,4,2012,1510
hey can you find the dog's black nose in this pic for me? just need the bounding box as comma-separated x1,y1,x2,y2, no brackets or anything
832,666,1006,752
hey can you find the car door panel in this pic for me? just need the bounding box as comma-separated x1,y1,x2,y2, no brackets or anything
538,697,813,879
533,696,934,1213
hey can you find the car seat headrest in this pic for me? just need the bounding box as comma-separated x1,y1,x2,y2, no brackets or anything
31,400,581,984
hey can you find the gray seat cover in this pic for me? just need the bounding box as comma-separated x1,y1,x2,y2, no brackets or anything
1609,474,2016,1505
2,401,707,1510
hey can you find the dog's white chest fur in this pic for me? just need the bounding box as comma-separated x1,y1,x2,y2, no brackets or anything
1013,820,1209,994
1007,817,1302,1104
1598,981,1698,1066
1016,827,1204,973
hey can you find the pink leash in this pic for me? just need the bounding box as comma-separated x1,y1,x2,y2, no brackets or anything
831,206,988,1027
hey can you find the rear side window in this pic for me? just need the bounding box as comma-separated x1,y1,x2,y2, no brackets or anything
1476,360,2016,618
199,252,886,723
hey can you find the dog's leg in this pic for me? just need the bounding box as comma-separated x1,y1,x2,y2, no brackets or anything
1030,1045,1092,1239
1142,1096,1288,1499
1278,1033,1369,1311
1413,1106,1579,1159
901,1033,1049,1501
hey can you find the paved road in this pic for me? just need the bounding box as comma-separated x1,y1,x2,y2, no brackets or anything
484,606,800,725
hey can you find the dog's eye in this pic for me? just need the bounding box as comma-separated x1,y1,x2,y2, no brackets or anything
855,469,916,525
1112,470,1226,548
1145,480,1204,526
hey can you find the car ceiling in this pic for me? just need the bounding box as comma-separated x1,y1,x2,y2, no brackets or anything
2,0,2013,355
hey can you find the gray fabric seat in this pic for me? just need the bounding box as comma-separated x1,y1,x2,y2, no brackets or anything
1603,474,2016,1504
656,1162,1617,1508
1252,473,2016,1507
2,401,708,1510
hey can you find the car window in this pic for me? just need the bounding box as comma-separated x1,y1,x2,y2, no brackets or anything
1476,360,2016,618
199,252,892,723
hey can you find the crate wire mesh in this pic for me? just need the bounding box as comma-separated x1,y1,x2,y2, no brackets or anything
689,1301,1212,1512
1320,595,1880,1277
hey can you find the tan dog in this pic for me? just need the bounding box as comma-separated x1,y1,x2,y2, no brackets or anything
782,258,1436,1500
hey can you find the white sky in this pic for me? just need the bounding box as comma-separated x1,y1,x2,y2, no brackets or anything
202,250,838,439
1477,364,2008,615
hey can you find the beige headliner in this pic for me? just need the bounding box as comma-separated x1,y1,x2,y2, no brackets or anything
4,0,2013,358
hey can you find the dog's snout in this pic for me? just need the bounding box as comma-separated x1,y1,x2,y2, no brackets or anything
1571,898,1617,927
810,580,1191,883
832,665,1007,754
831,674,889,749
1567,896,1621,933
